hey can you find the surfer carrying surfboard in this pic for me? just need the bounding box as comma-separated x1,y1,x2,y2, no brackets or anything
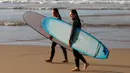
69,9,89,71
45,8,68,63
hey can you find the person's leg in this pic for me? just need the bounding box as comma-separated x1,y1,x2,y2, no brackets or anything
72,49,80,71
45,42,57,62
60,46,68,62
78,52,89,69
78,53,86,63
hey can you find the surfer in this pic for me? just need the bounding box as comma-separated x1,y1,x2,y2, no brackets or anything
45,8,68,63
69,9,89,71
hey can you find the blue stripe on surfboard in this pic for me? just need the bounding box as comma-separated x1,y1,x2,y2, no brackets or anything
42,17,109,59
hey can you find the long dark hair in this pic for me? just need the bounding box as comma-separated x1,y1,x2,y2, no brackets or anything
53,8,61,19
70,9,80,20
70,9,84,23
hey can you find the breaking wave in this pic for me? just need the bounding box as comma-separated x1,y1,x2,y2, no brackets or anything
0,21,130,27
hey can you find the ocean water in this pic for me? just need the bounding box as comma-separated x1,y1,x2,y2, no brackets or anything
0,26,130,49
0,9,130,49
1,9,130,25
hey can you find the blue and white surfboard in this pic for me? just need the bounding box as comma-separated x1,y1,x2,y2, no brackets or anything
42,17,109,59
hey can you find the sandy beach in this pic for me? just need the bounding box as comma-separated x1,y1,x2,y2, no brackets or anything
0,3,130,73
0,1,130,73
0,45,130,73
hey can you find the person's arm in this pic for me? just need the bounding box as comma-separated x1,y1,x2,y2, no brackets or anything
69,22,77,47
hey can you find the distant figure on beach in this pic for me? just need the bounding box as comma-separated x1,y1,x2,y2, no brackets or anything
45,8,68,63
68,9,89,71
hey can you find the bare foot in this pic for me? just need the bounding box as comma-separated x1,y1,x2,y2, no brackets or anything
83,63,89,69
62,60,68,63
72,67,80,71
45,59,52,63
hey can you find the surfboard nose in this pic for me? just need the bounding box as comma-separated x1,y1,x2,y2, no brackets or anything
95,45,109,59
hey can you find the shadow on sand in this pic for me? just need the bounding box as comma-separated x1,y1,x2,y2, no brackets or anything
51,62,127,73
86,70,123,73
91,63,130,68
51,62,130,69
51,62,74,64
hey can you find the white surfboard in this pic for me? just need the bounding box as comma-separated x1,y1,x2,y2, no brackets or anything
42,17,109,59
23,11,72,52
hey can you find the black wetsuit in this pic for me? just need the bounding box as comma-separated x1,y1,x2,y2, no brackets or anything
49,17,68,61
69,18,81,44
69,18,86,68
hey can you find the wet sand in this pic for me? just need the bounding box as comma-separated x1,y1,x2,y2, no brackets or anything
0,45,130,73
